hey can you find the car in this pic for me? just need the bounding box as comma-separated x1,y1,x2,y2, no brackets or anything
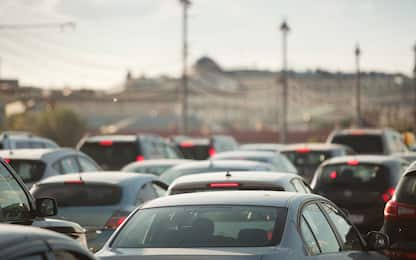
174,135,239,160
240,143,286,152
393,152,416,164
121,159,193,176
211,150,298,174
77,134,183,170
327,128,409,155
0,224,96,260
280,143,354,183
311,155,409,233
382,162,416,259
0,131,59,149
0,157,87,247
167,171,312,195
160,159,276,185
0,148,101,189
31,172,168,252
96,191,389,260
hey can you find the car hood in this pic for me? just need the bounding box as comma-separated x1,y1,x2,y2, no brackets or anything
96,247,290,260
32,217,86,234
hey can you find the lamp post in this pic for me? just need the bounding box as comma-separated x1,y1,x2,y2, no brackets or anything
179,0,191,134
280,20,290,143
355,44,361,127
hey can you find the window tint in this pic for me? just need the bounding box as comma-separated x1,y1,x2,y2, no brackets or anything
32,184,122,207
301,203,340,253
112,206,286,248
331,134,384,154
0,163,31,221
8,160,46,183
31,142,45,148
78,156,99,172
59,157,81,174
283,151,331,168
321,203,363,251
15,141,31,149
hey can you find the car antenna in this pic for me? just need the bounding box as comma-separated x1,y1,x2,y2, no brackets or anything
225,171,231,178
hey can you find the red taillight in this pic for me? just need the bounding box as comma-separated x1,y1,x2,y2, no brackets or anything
347,159,359,166
329,171,337,179
99,140,113,146
4,159,10,164
64,180,84,184
382,187,395,203
180,141,194,148
209,182,240,188
385,200,416,219
296,147,310,153
136,155,144,161
105,214,127,229
208,147,216,156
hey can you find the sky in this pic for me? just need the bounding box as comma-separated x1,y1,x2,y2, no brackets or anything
0,0,414,89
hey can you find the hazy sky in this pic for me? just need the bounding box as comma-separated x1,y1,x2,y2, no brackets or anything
0,0,414,89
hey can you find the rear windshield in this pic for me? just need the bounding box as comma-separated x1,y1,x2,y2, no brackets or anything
80,141,139,170
331,135,383,154
178,145,210,160
316,163,388,191
8,160,46,183
396,175,416,204
282,151,332,167
111,206,287,248
170,186,285,195
32,183,122,207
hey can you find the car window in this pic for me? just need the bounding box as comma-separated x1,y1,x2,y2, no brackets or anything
0,162,31,222
164,143,181,159
8,160,46,183
78,156,99,172
331,134,384,154
31,142,45,148
300,215,321,255
152,182,166,197
301,203,340,254
136,183,158,205
320,203,363,251
58,157,81,174
15,141,31,149
292,179,307,193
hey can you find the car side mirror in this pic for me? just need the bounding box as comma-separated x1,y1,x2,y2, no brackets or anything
36,197,58,217
366,231,390,250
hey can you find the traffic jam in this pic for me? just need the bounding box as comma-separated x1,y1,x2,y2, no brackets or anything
0,129,415,259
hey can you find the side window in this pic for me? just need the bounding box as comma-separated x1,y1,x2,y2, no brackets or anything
321,202,363,251
300,215,321,255
136,183,158,205
78,156,99,172
31,142,44,148
292,179,307,193
152,182,167,197
0,163,31,221
164,143,180,159
57,157,81,174
300,203,340,254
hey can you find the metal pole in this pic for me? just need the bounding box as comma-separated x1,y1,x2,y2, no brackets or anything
413,43,416,124
179,0,191,134
355,44,361,127
280,20,290,143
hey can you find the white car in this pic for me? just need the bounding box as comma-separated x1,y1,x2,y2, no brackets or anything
0,148,100,189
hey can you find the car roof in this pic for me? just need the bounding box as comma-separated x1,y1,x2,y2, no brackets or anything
212,150,278,158
170,171,300,188
331,128,386,136
240,143,286,150
166,159,271,171
282,142,348,151
321,155,400,166
142,190,320,209
82,135,138,142
0,148,77,160
124,159,193,167
36,171,158,185
176,137,210,145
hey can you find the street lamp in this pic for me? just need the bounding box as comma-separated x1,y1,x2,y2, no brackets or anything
355,44,361,127
279,20,290,143
179,0,191,134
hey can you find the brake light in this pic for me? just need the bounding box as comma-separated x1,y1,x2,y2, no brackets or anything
385,200,416,219
347,159,359,166
99,140,113,146
105,212,128,229
381,187,395,203
64,180,84,184
180,141,194,148
296,147,310,153
136,155,144,161
208,147,216,156
209,182,240,188
3,159,10,164
329,171,337,179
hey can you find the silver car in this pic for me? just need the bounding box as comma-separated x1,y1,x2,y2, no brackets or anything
121,159,193,176
97,191,389,260
30,172,168,252
0,148,100,189
167,171,312,195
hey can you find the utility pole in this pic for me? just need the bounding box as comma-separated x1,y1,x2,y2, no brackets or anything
179,0,191,134
280,20,290,143
355,44,361,127
413,43,416,124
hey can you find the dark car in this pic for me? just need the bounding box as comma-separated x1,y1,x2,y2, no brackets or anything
77,134,183,170
174,135,239,160
0,158,86,246
0,224,96,260
327,128,409,155
383,162,416,259
0,131,59,150
280,143,354,183
311,155,408,233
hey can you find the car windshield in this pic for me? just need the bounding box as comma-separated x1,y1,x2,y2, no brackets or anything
111,205,287,248
331,135,383,154
317,163,388,191
283,151,331,167
8,160,46,183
